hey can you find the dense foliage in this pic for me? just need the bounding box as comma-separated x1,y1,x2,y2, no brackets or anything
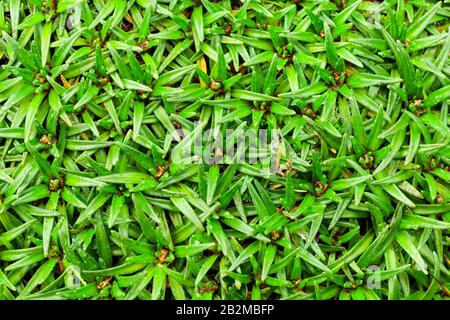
0,0,449,300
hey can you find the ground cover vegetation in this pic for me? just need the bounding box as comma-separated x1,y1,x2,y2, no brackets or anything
0,0,449,300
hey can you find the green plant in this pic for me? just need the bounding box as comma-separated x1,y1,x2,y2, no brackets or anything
0,0,449,300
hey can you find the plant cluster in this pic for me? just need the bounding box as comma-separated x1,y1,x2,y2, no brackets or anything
0,0,449,300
